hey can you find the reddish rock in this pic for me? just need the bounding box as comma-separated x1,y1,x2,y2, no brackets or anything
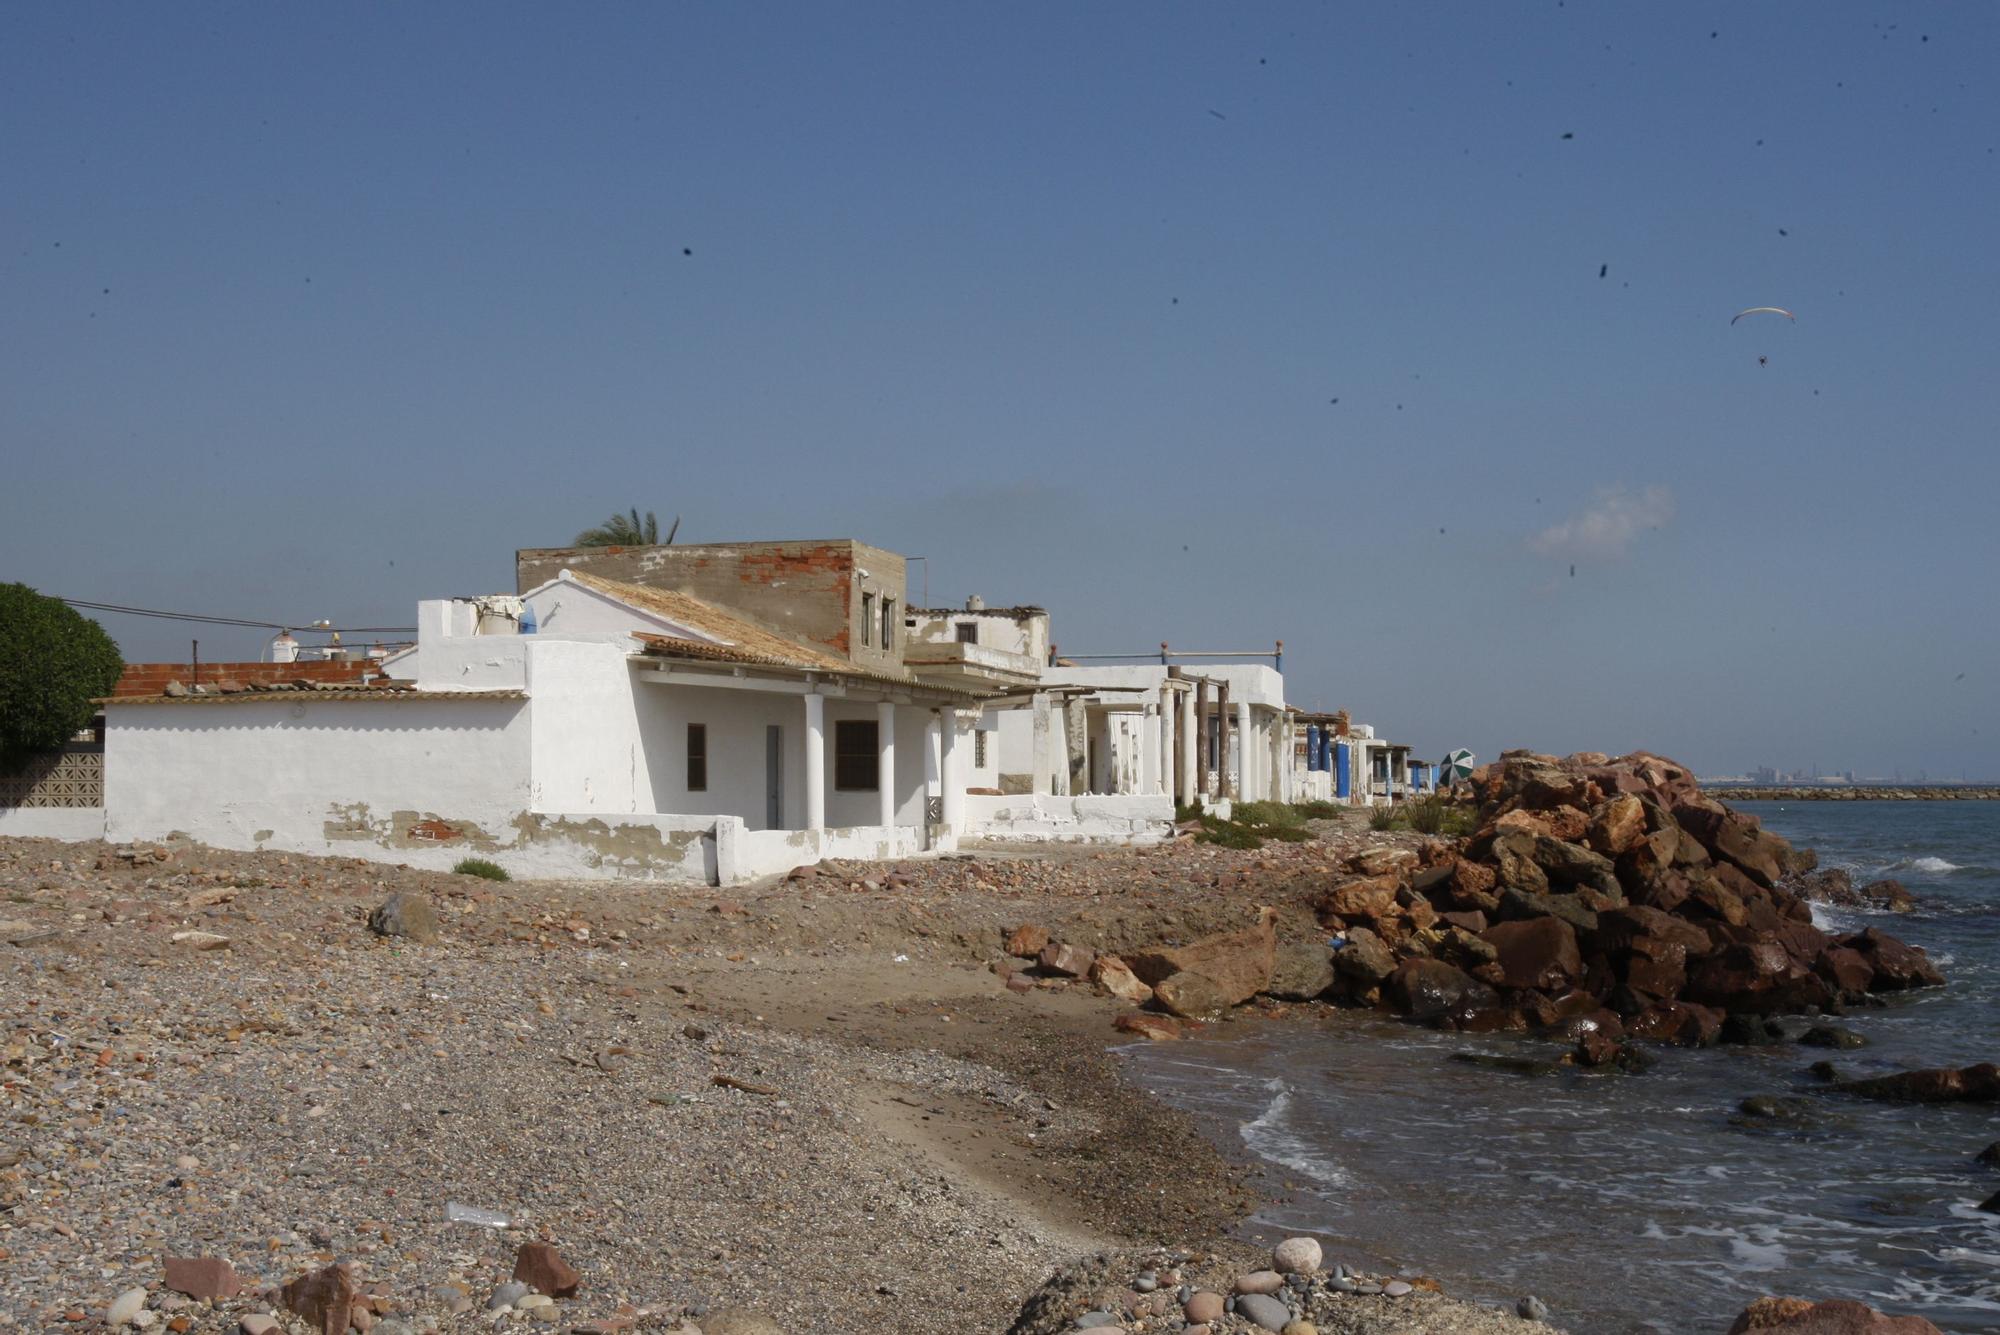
1438,909,1488,933
1481,917,1581,992
282,1264,357,1335
1815,945,1875,996
1126,908,1277,1017
1003,971,1035,994
164,1255,243,1301
1627,999,1724,1046
1005,923,1050,958
1592,904,1712,956
1858,879,1917,912
1449,859,1499,909
1113,1012,1184,1041
1840,929,1945,991
1385,958,1498,1022
1037,941,1094,978
1316,874,1402,922
1332,926,1397,986
1587,795,1647,856
513,1241,580,1297
1576,1030,1622,1066
1090,954,1152,1004
1489,829,1550,896
1348,847,1418,877
1622,937,1689,999
1726,1295,1944,1333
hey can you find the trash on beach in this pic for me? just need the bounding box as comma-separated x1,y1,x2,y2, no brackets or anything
893,953,910,963
444,1201,511,1229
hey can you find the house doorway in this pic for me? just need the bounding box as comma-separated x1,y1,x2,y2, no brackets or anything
765,725,784,829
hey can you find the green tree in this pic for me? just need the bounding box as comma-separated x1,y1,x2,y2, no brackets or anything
0,584,123,764
573,509,678,547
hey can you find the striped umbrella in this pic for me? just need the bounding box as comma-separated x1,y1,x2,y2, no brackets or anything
1441,749,1477,783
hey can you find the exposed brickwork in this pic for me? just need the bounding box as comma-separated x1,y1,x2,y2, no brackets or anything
113,660,371,697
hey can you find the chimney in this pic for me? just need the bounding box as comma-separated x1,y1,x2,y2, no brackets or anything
965,594,986,612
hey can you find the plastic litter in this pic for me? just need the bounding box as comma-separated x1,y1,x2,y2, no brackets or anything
444,1201,511,1229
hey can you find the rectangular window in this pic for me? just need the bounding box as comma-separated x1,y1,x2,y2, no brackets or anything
860,592,875,647
834,719,879,791
686,723,707,792
881,598,897,650
974,729,988,768
955,621,978,644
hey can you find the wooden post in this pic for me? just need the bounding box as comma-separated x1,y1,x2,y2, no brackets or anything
1217,679,1234,800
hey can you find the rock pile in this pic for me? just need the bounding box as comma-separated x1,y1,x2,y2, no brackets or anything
1305,751,1943,1057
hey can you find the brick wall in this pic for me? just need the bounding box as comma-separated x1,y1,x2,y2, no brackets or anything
113,660,372,697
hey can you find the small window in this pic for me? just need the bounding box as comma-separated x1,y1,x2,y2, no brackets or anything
860,592,875,647
835,719,879,791
880,598,897,650
686,723,708,792
955,621,978,644
974,729,988,768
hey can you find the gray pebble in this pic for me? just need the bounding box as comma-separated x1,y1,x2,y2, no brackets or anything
1177,1285,1192,1304
1234,1293,1291,1332
1520,1295,1550,1322
1357,1281,1384,1295
1134,1273,1158,1293
486,1282,529,1311
1329,1276,1358,1294
1385,1280,1413,1298
1074,1313,1119,1329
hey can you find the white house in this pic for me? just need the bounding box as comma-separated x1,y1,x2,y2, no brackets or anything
104,569,989,883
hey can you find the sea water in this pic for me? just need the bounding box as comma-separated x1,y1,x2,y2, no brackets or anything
1119,801,2000,1334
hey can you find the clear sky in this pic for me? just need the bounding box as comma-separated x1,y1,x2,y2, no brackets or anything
4,3,1995,778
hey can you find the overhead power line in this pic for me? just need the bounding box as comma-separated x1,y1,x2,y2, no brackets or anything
56,598,415,635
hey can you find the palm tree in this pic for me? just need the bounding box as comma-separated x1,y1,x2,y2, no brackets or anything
573,510,679,547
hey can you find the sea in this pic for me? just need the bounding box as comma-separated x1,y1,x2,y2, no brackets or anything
1118,801,2000,1334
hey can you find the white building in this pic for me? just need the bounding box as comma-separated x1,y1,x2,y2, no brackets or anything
104,570,989,883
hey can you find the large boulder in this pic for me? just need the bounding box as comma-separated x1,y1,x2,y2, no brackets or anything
1625,999,1724,1046
1481,917,1581,992
367,893,439,942
1265,942,1337,1001
1316,874,1402,922
1332,927,1397,987
1384,958,1497,1022
1488,829,1550,896
1089,955,1153,1005
1590,904,1711,957
1448,858,1500,910
1129,908,1277,1018
1530,834,1621,896
1586,795,1647,856
1832,1063,2000,1105
1839,928,1944,991
1726,1296,1942,1333
1495,886,1599,935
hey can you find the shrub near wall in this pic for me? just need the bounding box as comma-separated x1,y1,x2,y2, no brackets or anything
0,584,123,767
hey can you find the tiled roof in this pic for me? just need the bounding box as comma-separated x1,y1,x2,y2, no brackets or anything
565,571,857,674
105,683,524,706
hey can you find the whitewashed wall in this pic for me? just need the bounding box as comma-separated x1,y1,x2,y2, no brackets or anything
961,793,1171,844
0,809,105,840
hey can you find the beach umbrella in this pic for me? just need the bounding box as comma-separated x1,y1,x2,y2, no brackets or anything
1441,749,1477,783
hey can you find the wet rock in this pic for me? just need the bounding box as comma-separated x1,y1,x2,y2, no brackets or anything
1725,1294,1944,1332
1859,879,1916,912
1626,999,1723,1047
1799,1024,1867,1050
1838,929,1943,991
1481,916,1581,992
1833,1063,2000,1105
1112,1012,1183,1041
1734,1095,1819,1129
1977,1142,2000,1166
1449,1051,1566,1077
1128,908,1277,1017
1385,959,1496,1023
1518,1295,1550,1322
367,893,438,943
1332,927,1396,986
513,1241,580,1297
1719,1014,1788,1045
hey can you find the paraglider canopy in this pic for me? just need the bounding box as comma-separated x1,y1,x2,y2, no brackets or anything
1731,306,1796,325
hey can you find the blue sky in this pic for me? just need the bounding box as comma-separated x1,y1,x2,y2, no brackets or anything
4,3,1995,778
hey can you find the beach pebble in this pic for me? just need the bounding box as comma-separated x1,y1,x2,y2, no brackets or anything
1073,1314,1118,1329
240,1319,280,1335
1234,1293,1291,1332
1282,1323,1318,1335
516,1294,554,1311
1519,1295,1550,1322
1384,1280,1413,1298
1273,1237,1322,1274
1356,1282,1384,1295
1133,1272,1158,1293
487,1283,529,1311
107,1289,148,1327
1235,1270,1284,1296
1184,1291,1224,1323
1328,1276,1358,1294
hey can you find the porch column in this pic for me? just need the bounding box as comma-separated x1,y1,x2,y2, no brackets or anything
877,700,897,828
940,711,965,830
1140,703,1159,794
1274,716,1291,803
803,690,826,831
1235,700,1254,799
1216,680,1233,799
1176,687,1192,803
1159,687,1176,798
1194,679,1211,797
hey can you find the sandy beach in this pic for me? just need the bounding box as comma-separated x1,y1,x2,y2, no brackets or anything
0,820,1558,1334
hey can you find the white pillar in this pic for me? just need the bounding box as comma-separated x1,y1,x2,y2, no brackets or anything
1180,688,1197,805
1274,717,1290,803
1140,704,1159,795
940,711,965,830
877,700,897,828
803,691,826,831
1236,700,1254,799
1159,688,1176,798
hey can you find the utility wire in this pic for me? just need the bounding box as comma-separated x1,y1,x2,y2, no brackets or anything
57,598,415,635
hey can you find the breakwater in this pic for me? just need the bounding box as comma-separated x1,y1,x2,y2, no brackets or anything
1708,787,2000,802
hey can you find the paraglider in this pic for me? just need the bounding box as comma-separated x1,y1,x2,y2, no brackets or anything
1731,306,1796,325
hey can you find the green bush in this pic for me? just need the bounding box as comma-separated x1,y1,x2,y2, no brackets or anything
0,584,122,766
1367,804,1399,831
1232,800,1302,828
1292,800,1342,820
452,857,510,881
1195,820,1263,850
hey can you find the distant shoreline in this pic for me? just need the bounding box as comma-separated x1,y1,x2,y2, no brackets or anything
1711,785,2000,801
